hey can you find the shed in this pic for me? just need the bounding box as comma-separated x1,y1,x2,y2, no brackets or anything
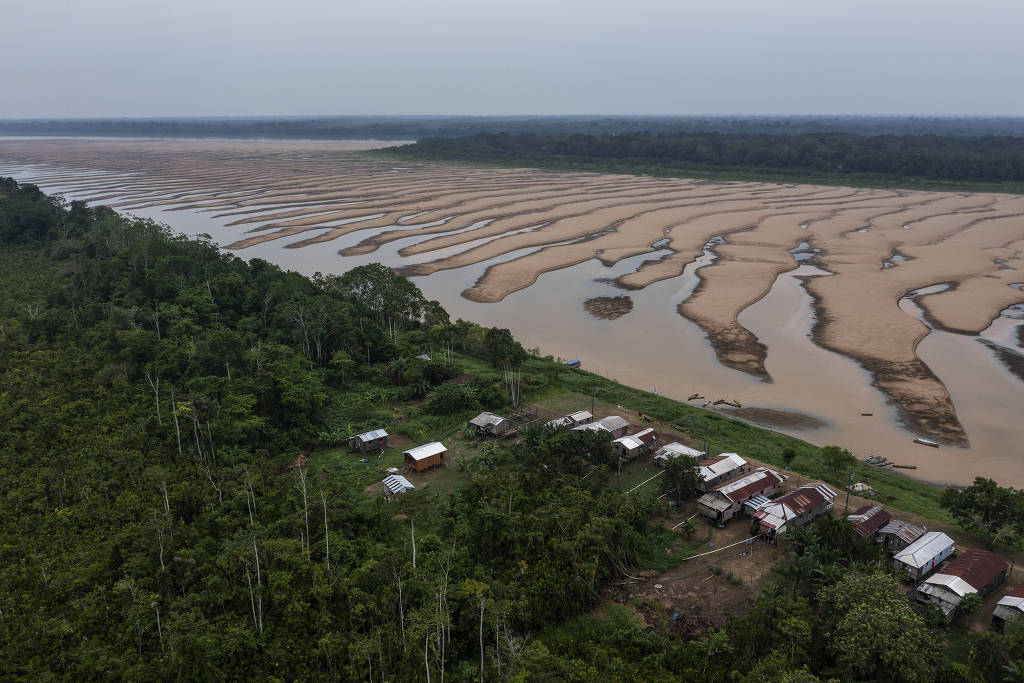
751,482,836,538
416,354,432,361
846,505,892,539
611,428,658,461
892,531,954,581
653,442,705,465
993,582,1024,630
697,467,786,525
916,549,1008,619
349,429,389,453
565,410,594,426
469,412,510,436
877,519,926,553
697,453,747,491
403,442,447,472
382,474,415,501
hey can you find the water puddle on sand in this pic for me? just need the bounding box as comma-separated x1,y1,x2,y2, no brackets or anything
5,164,1024,486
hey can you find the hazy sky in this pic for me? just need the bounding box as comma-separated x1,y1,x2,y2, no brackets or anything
2,0,1023,118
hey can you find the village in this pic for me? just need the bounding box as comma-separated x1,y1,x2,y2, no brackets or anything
343,399,1024,638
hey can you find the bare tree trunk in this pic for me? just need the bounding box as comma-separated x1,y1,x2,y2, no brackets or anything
161,481,173,541
298,467,310,553
245,564,258,631
320,488,330,571
145,372,162,424
153,603,164,655
479,597,485,681
395,568,406,653
411,519,416,569
424,633,431,683
170,386,182,458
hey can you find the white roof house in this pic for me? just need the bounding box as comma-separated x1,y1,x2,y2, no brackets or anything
653,442,705,462
566,410,593,423
470,412,505,428
382,474,415,496
699,453,746,482
614,435,644,450
892,531,954,580
572,416,628,434
994,586,1024,625
403,442,447,462
355,429,388,442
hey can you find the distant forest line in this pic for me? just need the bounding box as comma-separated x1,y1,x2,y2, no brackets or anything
3,114,1024,140
389,131,1024,192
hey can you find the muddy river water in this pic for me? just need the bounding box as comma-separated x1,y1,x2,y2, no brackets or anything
2,154,1022,488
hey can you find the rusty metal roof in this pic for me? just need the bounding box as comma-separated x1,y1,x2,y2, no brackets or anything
935,549,1008,591
878,519,926,544
712,467,785,504
846,505,891,537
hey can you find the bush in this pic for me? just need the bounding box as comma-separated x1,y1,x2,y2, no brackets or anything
423,383,480,415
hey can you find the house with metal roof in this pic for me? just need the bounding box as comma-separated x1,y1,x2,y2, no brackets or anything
382,474,415,501
697,467,786,525
572,415,629,438
877,519,927,553
469,412,510,436
349,429,389,453
892,531,954,581
565,410,594,426
652,442,705,465
916,549,1008,620
751,482,836,538
846,505,892,539
611,428,658,461
993,582,1024,630
697,453,747,491
403,442,447,472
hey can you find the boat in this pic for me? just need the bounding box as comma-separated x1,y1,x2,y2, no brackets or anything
913,437,940,448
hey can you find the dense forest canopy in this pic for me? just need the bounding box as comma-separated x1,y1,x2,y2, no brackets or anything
3,114,1024,140
0,179,1021,680
391,131,1024,189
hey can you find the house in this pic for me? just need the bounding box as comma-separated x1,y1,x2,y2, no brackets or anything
698,453,747,491
877,519,927,553
993,582,1024,630
697,467,786,525
349,429,389,453
382,474,415,501
469,412,511,436
573,415,629,438
892,531,955,581
915,549,1008,620
653,442,705,465
403,442,447,472
565,410,593,426
611,428,658,461
846,505,892,539
751,482,836,538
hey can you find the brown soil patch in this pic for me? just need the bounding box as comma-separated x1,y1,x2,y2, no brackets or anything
720,406,827,430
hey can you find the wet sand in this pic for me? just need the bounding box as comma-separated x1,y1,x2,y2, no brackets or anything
2,137,1023,487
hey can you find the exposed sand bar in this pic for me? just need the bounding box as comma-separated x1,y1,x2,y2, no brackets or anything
1,138,1023,486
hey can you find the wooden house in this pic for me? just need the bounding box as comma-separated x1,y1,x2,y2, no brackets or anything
916,549,1008,620
697,453,747,492
611,428,658,461
876,519,926,553
993,582,1024,631
892,531,954,581
751,482,836,538
403,442,447,472
382,474,415,502
349,429,389,453
697,467,786,525
652,441,705,465
573,415,629,438
846,505,892,540
469,412,511,436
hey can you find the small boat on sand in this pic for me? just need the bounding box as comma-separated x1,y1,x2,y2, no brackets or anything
913,437,940,448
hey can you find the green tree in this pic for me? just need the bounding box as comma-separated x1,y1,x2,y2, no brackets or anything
659,455,701,503
821,445,855,475
940,477,1024,550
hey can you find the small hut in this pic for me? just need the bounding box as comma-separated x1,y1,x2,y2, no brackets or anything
846,505,892,540
993,582,1024,630
349,429,389,453
469,412,511,436
403,442,447,472
382,474,415,501
653,442,706,465
697,467,786,525
916,549,1008,620
612,428,658,461
877,519,926,553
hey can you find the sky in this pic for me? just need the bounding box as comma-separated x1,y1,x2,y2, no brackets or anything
2,0,1023,118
